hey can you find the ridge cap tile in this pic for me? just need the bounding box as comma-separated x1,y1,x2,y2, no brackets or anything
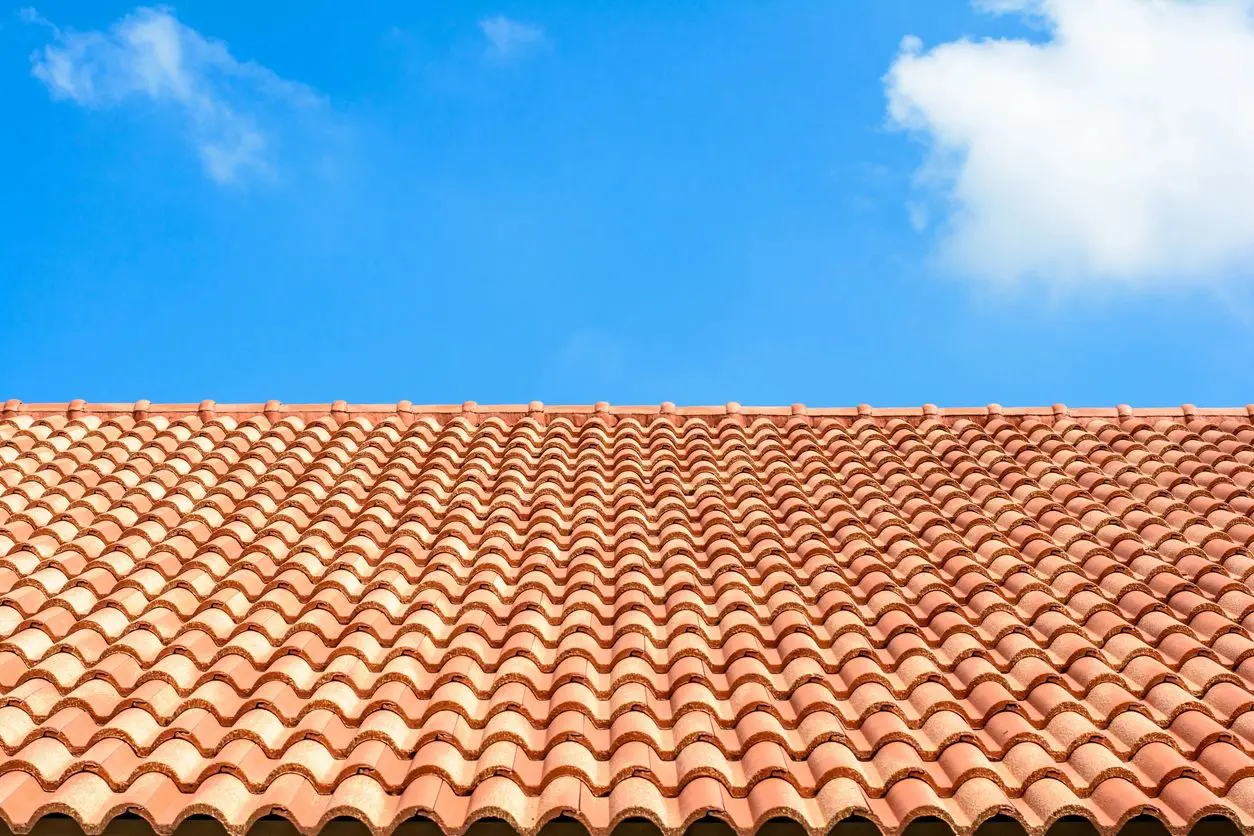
4,401,1252,422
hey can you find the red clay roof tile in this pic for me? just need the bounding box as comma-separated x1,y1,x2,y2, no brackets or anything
2,402,1254,834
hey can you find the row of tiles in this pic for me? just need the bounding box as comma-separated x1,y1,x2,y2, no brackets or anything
4,421,1249,511
3,491,1246,550
6,408,1246,446
5,445,1245,490
2,562,1224,602
0,584,1245,649
4,411,1251,465
3,554,1235,607
2,676,1250,728
3,625,1248,683
4,448,1237,499
3,526,1245,603
2,476,1243,529
3,733,1254,796
1,529,1246,617
0,771,1245,836
5,514,1244,571
1,594,1250,645
7,481,1238,525
0,705,1243,761
2,451,1244,507
3,556,1247,618
0,652,1246,708
0,595,1246,660
1,468,1243,554
3,469,1244,531
0,541,1245,599
0,551,1244,614
3,585,1249,656
0,583,1248,644
2,578,1246,637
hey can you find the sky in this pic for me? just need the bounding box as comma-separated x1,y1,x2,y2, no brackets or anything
3,0,1254,408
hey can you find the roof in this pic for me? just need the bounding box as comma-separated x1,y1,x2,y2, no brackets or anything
2,400,1254,836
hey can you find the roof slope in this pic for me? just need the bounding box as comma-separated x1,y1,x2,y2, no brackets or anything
2,400,1254,836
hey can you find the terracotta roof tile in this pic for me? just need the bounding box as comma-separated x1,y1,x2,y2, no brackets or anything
3,402,1254,834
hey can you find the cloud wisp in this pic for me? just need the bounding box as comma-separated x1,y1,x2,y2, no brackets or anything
886,0,1254,289
478,15,548,61
26,5,323,184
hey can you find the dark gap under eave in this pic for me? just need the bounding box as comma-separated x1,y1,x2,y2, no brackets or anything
0,814,1248,836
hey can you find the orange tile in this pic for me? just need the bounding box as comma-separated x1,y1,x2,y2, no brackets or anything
3,403,1254,834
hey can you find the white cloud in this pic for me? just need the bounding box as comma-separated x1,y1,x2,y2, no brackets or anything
886,0,1254,288
27,5,322,184
479,15,548,60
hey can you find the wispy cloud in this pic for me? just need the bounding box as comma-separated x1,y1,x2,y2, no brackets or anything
478,15,548,61
886,0,1254,289
25,5,323,184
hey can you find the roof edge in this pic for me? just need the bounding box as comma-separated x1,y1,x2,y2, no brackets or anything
3,399,1253,422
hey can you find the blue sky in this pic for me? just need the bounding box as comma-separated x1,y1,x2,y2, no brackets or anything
3,0,1254,407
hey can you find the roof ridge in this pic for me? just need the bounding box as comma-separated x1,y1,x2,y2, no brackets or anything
3,398,1253,421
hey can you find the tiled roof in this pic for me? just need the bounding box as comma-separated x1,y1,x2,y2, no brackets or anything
2,399,1254,836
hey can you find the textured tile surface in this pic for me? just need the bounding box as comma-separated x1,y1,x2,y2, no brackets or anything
2,400,1254,836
